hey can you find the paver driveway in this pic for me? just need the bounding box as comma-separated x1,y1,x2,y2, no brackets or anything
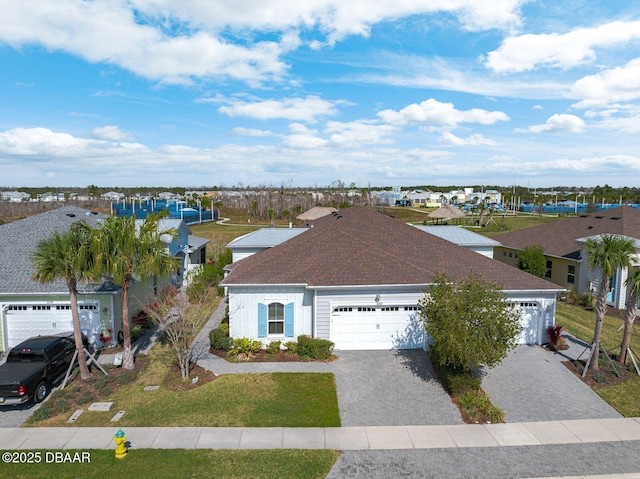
481,342,622,422
332,350,463,427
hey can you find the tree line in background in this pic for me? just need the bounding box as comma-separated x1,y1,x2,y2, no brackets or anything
3,182,640,226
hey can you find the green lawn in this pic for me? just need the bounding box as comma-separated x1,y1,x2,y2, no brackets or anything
555,301,640,417
26,346,341,428
555,302,640,354
1,449,340,479
473,213,563,237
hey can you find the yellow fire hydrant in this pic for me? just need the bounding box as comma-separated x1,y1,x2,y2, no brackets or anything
114,429,127,459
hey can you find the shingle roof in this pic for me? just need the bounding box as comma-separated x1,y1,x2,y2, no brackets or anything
222,206,560,291
493,206,640,259
0,206,109,295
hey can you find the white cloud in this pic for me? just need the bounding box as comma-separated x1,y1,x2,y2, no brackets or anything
93,125,134,141
0,0,523,85
0,1,290,85
230,127,276,137
0,127,143,156
282,123,328,149
128,0,523,39
581,106,640,133
378,98,509,127
516,114,586,133
2,126,639,188
439,132,498,146
325,121,397,147
571,58,640,108
281,120,397,149
217,96,341,123
485,20,640,73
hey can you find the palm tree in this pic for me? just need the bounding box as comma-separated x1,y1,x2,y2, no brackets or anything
92,213,180,370
584,234,635,371
620,268,640,365
31,222,93,380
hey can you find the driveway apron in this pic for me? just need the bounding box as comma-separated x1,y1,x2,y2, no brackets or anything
332,350,463,427
481,343,622,422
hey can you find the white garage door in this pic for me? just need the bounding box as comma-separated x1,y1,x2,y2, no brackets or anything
331,305,425,350
516,302,541,344
4,302,100,349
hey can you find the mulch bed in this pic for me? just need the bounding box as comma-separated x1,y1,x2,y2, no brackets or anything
162,362,217,391
209,347,306,362
562,357,637,388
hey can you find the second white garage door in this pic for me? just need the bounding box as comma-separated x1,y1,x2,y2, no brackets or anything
4,302,101,349
330,305,425,350
516,302,542,344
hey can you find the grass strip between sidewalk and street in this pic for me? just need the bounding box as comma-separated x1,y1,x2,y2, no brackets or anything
1,449,340,479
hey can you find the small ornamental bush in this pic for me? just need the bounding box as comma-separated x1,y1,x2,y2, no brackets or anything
547,325,564,346
266,340,282,355
130,325,145,342
228,337,262,360
132,309,150,328
580,292,595,308
296,335,334,360
209,326,232,351
283,341,298,354
458,390,505,423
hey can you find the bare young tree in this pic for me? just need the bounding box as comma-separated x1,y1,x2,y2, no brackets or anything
145,286,211,381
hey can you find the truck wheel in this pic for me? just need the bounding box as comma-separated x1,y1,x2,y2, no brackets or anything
34,381,49,403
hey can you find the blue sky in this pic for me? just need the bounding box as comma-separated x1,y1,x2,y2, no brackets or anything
1,0,639,188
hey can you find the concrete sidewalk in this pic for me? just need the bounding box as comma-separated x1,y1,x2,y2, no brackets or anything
2,418,640,451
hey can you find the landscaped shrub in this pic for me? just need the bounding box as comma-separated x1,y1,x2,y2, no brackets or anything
580,292,595,308
266,340,282,355
283,341,298,354
131,325,145,342
132,309,150,328
228,337,262,360
547,325,564,346
458,390,505,423
445,371,482,396
209,325,232,351
296,335,334,360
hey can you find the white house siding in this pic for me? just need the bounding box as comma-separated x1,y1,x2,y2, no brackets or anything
473,246,495,258
232,248,264,263
314,288,426,350
228,286,312,346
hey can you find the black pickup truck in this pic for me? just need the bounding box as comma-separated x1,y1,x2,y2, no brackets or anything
0,334,76,406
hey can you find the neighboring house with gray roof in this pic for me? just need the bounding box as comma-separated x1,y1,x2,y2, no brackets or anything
413,225,501,258
493,206,640,310
0,207,209,352
221,206,562,350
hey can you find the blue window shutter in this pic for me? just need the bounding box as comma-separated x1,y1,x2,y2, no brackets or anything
258,303,267,338
285,302,294,337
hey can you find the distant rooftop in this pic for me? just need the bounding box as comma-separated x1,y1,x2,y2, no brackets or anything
227,228,308,248
413,225,501,247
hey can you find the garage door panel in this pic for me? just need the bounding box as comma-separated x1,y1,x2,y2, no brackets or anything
4,302,100,348
516,303,540,345
331,307,424,350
